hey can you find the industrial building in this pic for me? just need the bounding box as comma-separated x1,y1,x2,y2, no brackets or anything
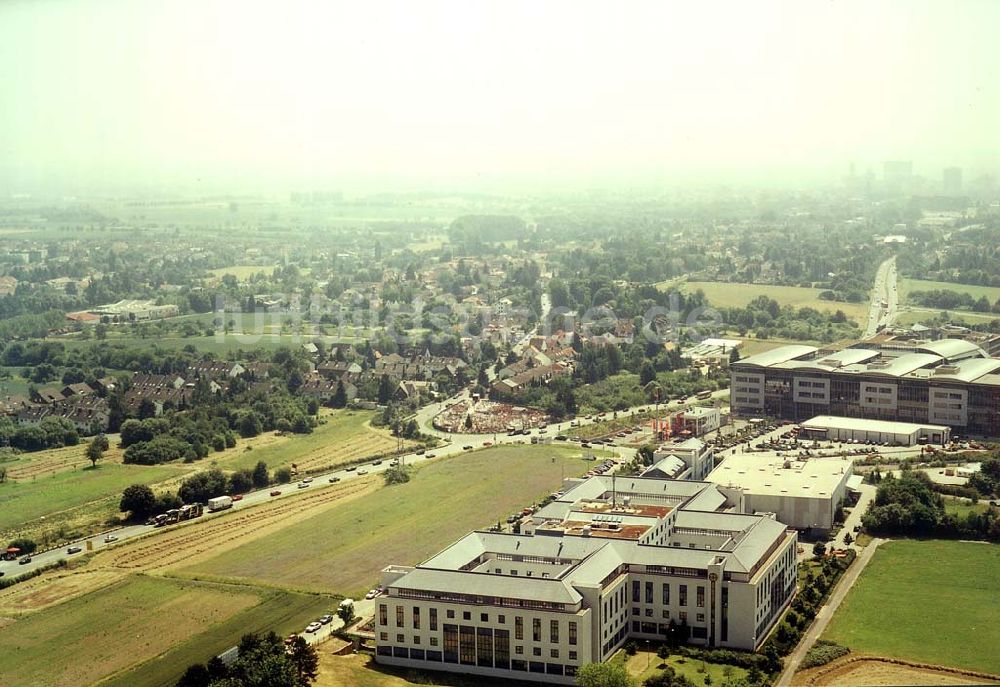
376,476,797,684
729,339,1000,436
644,437,716,480
799,415,949,446
706,455,855,532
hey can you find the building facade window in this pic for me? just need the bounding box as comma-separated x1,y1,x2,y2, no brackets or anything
679,585,688,606
460,626,476,665
632,580,640,603
697,586,705,608
645,581,653,604
413,607,421,629
533,618,541,642
550,619,559,643
569,621,577,646
443,624,458,663
396,606,404,628
515,616,524,640
379,604,387,626
430,608,438,631
662,583,670,605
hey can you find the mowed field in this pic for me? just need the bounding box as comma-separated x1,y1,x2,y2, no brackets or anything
183,445,593,596
0,573,330,687
218,409,413,473
684,281,869,323
900,278,1000,303
822,540,1000,674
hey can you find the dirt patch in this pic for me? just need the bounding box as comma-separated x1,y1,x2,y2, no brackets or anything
795,655,1000,686
0,568,126,614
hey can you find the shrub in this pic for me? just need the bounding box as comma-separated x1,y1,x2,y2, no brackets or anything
801,641,849,668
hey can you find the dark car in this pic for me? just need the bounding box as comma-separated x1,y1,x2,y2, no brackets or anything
67,546,83,555
19,556,32,565
463,445,474,450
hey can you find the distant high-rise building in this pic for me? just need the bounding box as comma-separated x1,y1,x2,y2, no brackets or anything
883,160,913,194
942,166,963,196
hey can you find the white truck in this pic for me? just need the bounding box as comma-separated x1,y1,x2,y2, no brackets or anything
207,495,233,512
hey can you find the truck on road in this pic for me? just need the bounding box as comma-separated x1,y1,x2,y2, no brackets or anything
207,495,233,512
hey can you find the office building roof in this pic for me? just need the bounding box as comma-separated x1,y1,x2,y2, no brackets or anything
801,415,948,435
706,454,852,499
733,345,818,369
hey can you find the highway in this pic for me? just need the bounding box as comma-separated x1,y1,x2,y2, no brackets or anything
3,388,725,580
862,256,898,339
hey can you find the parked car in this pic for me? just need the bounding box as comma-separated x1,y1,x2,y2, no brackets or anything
66,546,82,554
270,489,282,497
365,589,378,600
305,622,322,633
319,614,334,624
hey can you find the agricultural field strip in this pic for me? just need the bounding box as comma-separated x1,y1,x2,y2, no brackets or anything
100,477,377,571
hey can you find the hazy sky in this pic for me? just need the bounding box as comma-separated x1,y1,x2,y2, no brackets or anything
1,0,998,193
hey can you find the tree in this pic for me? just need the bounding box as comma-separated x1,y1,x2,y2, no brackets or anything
274,467,293,484
640,361,657,386
337,600,354,626
179,468,228,504
287,635,319,684
86,434,108,467
120,484,156,519
576,662,633,687
331,381,347,408
228,469,253,495
464,414,473,430
843,532,854,545
812,541,827,557
175,663,211,687
377,375,393,405
137,397,158,420
383,464,411,485
6,537,37,555
251,460,270,489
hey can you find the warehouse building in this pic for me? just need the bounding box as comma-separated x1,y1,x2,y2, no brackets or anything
729,339,1000,436
375,476,797,684
706,454,854,532
799,415,949,446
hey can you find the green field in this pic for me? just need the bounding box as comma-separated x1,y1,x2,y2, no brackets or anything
183,445,592,596
0,574,317,687
216,409,406,473
900,278,1000,303
684,281,869,323
0,462,179,537
823,540,1000,674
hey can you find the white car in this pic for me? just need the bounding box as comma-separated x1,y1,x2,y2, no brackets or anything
358,469,369,475
104,534,118,543
365,589,378,600
305,622,322,633
297,482,309,489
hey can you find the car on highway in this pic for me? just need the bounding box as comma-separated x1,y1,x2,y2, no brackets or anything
372,460,382,466
345,466,356,471
319,614,334,625
305,621,322,633
104,534,118,543
462,445,474,450
358,468,369,475
270,489,282,497
297,482,309,489
66,546,83,555
232,494,244,502
19,555,32,564
328,476,341,483
415,449,425,455
425,453,436,459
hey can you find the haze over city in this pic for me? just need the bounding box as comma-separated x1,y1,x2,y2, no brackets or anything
2,0,999,194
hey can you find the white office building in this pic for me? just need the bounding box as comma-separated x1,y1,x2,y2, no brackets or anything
375,475,798,684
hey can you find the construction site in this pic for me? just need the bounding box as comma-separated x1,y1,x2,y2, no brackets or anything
431,399,550,434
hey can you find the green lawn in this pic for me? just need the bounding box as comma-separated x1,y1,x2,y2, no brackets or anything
823,540,1000,674
942,496,992,519
684,281,869,323
0,462,179,535
614,649,748,686
216,409,407,473
0,574,304,687
182,445,593,596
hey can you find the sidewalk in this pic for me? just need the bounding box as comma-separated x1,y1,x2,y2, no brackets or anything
776,538,885,687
